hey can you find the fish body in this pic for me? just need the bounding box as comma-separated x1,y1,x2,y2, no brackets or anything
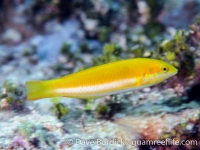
26,58,178,101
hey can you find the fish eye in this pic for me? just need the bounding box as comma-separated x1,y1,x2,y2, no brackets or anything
162,66,168,73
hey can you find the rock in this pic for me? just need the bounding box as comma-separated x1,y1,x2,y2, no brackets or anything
29,35,44,47
36,33,64,62
142,88,151,93
110,33,127,49
36,19,84,61
2,28,22,44
85,40,102,53
12,136,30,149
83,18,98,31
115,109,200,140
158,0,200,28
45,20,64,33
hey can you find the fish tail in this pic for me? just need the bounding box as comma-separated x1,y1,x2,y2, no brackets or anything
25,80,55,101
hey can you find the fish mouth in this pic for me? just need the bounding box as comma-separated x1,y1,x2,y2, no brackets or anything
172,67,178,75
168,65,178,76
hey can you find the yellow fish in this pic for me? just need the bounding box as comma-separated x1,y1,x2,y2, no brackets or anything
26,58,178,101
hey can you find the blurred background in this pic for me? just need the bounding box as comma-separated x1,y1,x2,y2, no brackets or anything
1,0,200,149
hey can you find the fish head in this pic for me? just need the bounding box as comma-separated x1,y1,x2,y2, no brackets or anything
144,60,178,85
153,60,178,84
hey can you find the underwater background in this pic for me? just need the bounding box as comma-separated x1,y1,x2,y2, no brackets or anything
0,0,200,149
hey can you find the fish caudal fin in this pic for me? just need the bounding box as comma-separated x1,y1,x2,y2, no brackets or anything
25,80,54,101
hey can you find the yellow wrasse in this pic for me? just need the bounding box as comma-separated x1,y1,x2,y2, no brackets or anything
26,58,178,101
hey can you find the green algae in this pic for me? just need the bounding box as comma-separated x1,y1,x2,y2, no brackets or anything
0,80,25,111
153,30,195,78
61,43,71,55
51,98,69,119
84,99,94,111
99,26,111,43
61,43,84,63
92,43,123,66
96,104,108,116
128,45,146,58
